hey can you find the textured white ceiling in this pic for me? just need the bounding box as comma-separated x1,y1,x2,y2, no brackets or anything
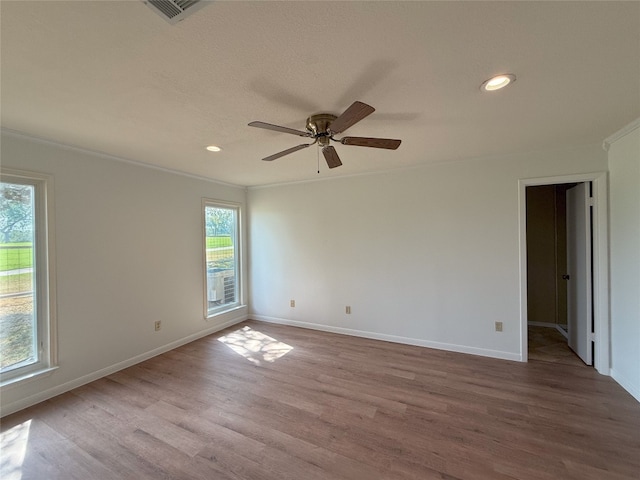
1,1,639,186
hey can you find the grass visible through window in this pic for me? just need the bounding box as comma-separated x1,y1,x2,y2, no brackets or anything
0,243,33,272
206,236,232,249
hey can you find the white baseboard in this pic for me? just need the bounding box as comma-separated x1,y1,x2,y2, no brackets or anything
610,369,640,403
252,315,522,362
555,324,568,339
0,314,248,418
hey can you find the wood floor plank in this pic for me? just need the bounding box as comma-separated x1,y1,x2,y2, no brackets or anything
2,416,119,480
2,320,639,480
32,401,166,480
202,406,385,480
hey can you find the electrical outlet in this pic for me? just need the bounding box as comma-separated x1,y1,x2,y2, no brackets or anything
346,306,351,314
290,300,295,307
155,321,162,331
495,321,503,332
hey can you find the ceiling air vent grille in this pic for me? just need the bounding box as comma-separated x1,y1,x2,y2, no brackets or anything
144,0,208,25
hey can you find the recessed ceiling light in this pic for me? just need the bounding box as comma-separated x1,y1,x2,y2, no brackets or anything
481,73,516,92
206,145,222,152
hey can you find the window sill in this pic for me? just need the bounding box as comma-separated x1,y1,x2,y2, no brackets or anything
205,304,247,321
0,366,58,390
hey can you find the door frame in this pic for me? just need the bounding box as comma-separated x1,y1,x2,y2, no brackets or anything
518,172,609,375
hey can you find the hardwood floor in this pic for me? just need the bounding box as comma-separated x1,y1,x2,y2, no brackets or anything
2,320,639,480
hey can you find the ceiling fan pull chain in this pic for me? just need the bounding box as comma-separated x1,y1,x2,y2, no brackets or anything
317,145,320,174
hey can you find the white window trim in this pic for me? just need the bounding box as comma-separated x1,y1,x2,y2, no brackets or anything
202,198,243,319
0,168,57,387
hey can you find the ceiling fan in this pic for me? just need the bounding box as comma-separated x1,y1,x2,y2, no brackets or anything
248,101,401,169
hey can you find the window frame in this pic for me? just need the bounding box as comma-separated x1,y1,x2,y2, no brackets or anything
0,168,57,387
202,199,243,319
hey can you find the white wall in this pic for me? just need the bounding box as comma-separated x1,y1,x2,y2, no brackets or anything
608,120,640,402
0,131,248,416
249,145,607,360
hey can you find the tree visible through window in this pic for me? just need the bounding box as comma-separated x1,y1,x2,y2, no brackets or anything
204,202,240,317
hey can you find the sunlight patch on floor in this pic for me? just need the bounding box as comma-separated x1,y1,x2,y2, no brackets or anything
218,326,293,365
0,419,31,480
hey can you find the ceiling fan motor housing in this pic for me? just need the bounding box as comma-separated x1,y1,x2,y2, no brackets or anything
306,113,337,146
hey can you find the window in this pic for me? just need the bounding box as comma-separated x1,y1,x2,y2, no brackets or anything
203,200,241,317
0,170,56,385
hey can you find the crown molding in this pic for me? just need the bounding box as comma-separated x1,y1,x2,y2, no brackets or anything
0,128,243,190
602,117,640,151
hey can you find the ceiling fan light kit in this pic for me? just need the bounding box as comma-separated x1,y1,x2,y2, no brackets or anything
249,101,402,169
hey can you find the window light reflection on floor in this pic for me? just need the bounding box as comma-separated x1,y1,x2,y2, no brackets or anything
0,419,32,480
217,326,293,365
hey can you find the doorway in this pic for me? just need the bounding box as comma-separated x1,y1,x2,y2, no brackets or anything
525,183,588,366
518,172,609,374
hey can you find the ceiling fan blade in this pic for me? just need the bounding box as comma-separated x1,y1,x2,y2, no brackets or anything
322,146,343,169
262,143,312,162
249,121,312,137
328,101,375,134
340,137,402,150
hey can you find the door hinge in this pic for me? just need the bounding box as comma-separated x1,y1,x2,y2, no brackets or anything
590,332,596,342
588,196,595,206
